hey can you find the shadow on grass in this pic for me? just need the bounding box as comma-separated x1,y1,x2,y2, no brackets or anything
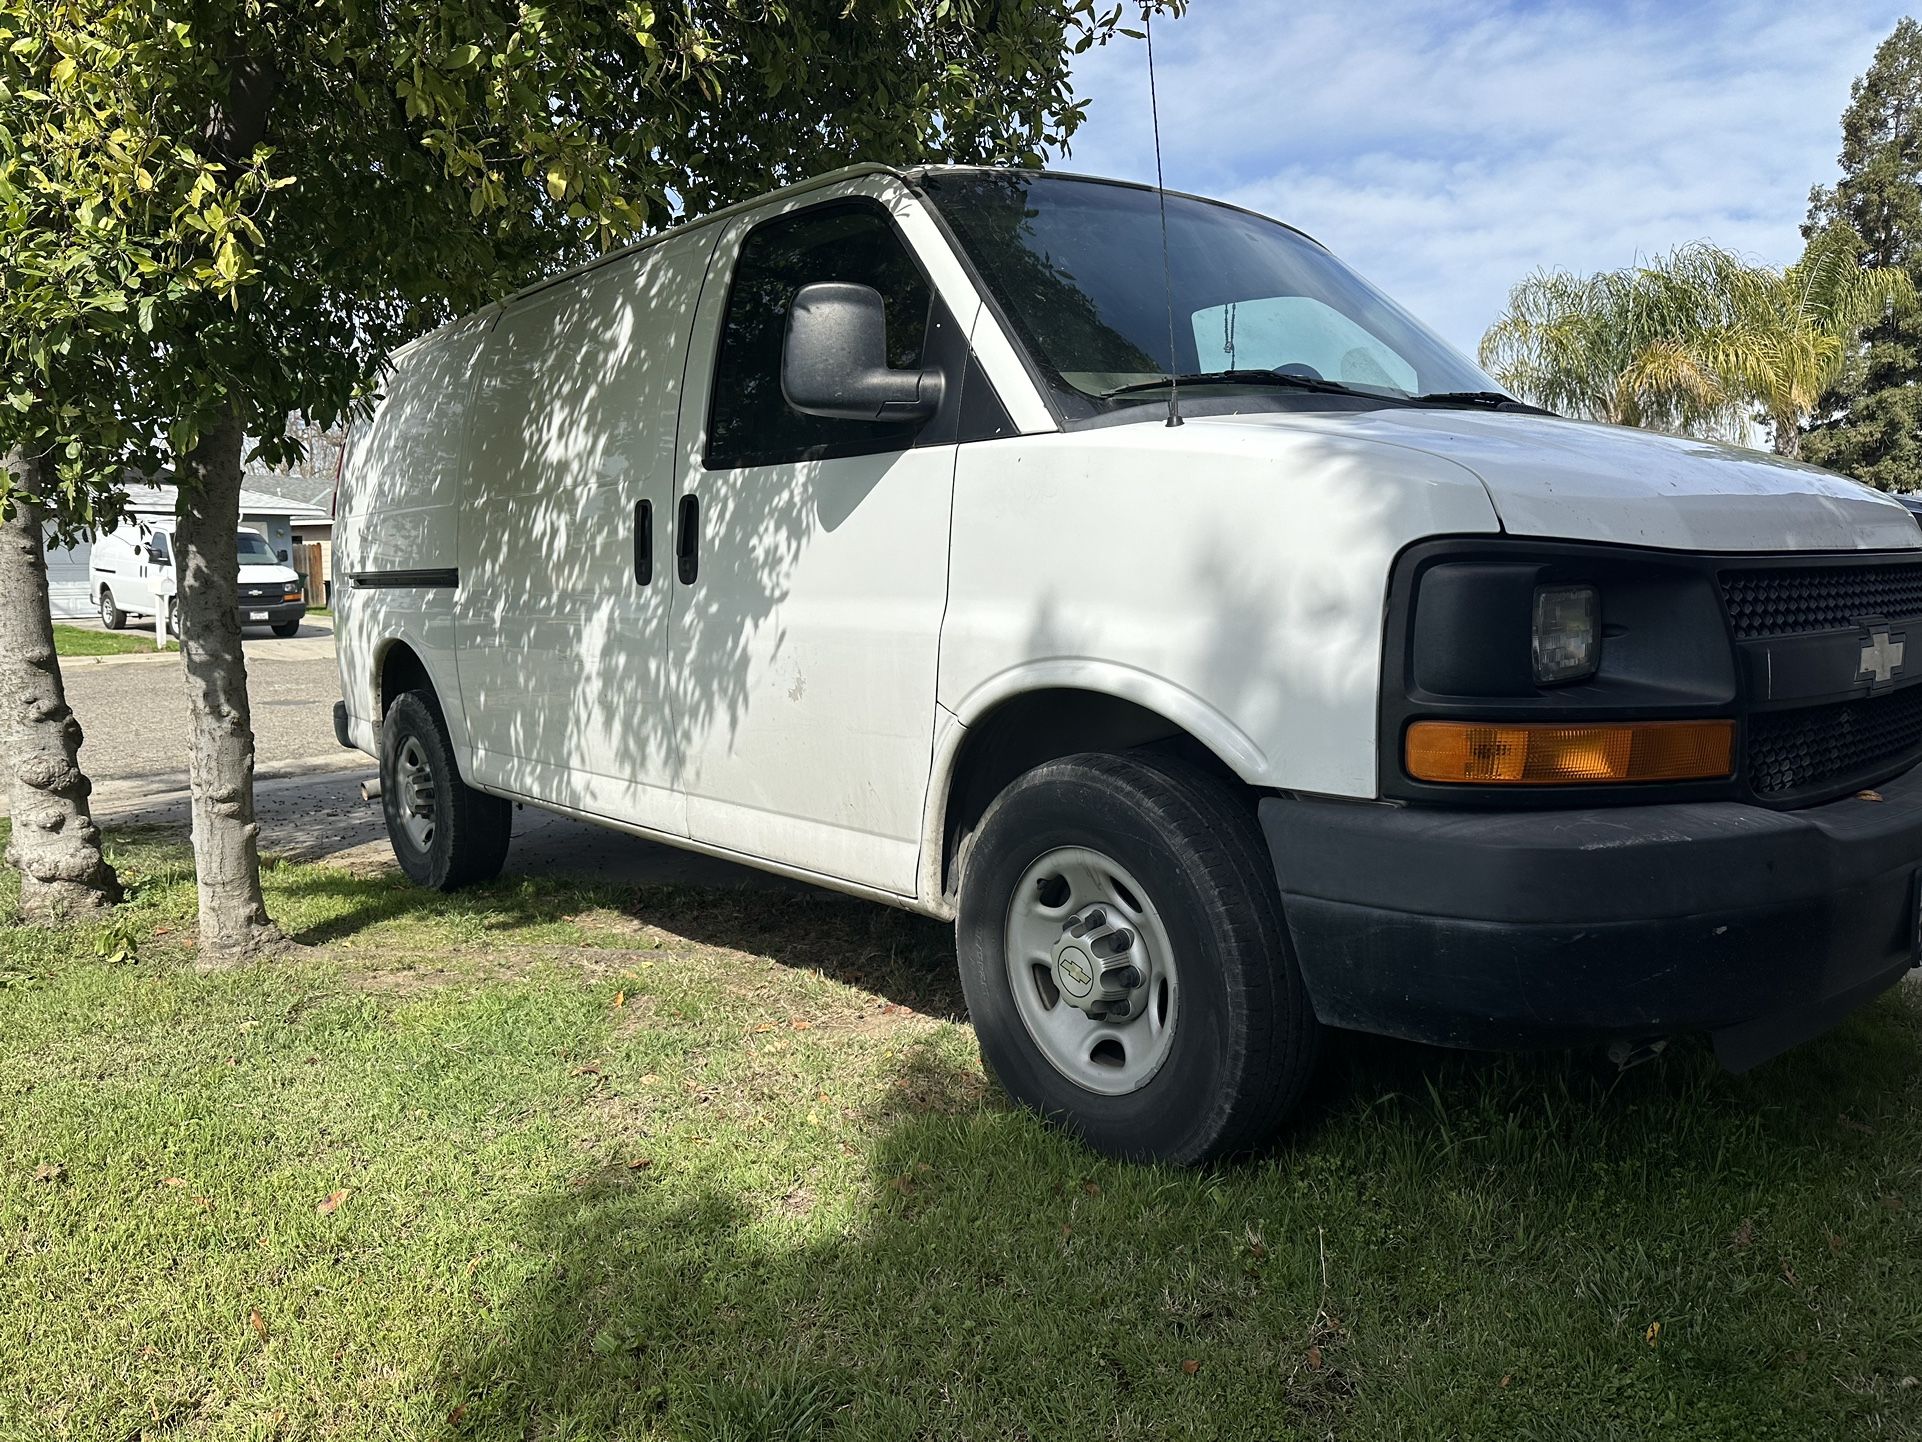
267,862,968,1021
429,993,1922,1441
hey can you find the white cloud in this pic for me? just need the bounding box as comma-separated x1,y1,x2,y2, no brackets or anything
1064,0,1910,355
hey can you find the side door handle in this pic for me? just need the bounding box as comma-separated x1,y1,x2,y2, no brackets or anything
633,499,653,586
676,493,699,585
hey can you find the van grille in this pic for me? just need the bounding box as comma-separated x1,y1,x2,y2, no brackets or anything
1748,684,1922,797
1720,561,1922,640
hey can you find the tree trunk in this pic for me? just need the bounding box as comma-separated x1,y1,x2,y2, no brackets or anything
0,457,122,920
173,409,278,961
1773,414,1804,459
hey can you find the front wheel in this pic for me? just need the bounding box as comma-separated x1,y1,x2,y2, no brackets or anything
956,752,1321,1165
271,619,300,637
379,691,512,891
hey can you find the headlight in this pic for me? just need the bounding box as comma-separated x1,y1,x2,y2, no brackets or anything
1531,583,1598,684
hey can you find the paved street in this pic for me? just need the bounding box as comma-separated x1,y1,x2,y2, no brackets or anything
48,616,792,894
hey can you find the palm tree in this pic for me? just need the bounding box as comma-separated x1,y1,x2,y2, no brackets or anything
1479,245,1747,439
1480,229,1911,458
1700,226,1913,459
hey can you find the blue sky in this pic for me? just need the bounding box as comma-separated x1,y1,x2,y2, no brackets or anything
1064,1,1913,359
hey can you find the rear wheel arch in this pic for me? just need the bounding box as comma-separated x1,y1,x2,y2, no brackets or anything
935,688,1253,904
377,639,438,720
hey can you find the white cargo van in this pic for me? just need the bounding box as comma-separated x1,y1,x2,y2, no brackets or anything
334,165,1922,1162
91,521,307,636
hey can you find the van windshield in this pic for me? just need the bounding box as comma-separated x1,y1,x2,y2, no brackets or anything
920,171,1504,419
236,532,277,563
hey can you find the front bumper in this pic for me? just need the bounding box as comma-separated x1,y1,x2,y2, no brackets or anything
1260,761,1922,1069
238,599,307,627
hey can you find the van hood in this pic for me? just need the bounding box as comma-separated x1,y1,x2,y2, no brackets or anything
239,562,299,586
1201,407,1921,553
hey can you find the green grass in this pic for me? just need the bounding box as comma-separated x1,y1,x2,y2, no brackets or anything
52,622,176,655
2,823,1919,1440
307,606,332,618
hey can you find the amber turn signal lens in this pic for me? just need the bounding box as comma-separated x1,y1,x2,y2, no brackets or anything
1405,719,1734,785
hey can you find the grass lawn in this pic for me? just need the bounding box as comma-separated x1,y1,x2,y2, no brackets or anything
2,823,1919,1440
52,622,176,656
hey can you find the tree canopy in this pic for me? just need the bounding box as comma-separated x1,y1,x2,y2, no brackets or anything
1801,16,1922,487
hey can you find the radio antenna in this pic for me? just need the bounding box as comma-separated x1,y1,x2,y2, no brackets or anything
1144,3,1182,427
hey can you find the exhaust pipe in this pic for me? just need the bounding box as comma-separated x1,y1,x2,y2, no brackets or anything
359,778,382,802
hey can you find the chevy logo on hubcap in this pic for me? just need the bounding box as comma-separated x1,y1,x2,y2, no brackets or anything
1859,625,1907,686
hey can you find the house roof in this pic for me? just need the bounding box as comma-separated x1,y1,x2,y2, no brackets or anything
122,480,329,522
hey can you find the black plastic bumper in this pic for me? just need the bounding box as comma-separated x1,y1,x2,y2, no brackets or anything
1260,763,1922,1069
239,600,306,627
332,700,351,750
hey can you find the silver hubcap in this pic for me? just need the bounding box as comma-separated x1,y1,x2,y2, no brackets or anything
394,737,436,850
100,592,113,622
1004,846,1179,1095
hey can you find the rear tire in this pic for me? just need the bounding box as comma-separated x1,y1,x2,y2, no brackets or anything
956,751,1320,1165
99,588,125,630
379,691,512,891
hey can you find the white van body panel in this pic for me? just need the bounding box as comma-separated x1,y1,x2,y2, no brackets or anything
456,226,719,839
89,522,159,614
936,419,1504,800
334,313,494,753
1268,408,1921,553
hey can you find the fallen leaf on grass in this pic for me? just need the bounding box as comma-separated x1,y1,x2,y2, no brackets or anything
569,1064,602,1077
612,990,626,1009
447,1402,467,1425
1731,1217,1755,1251
1081,1181,1101,1197
1499,1374,1512,1388
317,1188,350,1216
1306,1346,1323,1371
1644,1321,1662,1347
1180,1359,1200,1375
32,1162,66,1184
248,1309,267,1339
626,1158,652,1171
789,1019,811,1031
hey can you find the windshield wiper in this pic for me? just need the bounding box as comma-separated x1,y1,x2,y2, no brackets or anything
1412,390,1546,413
1100,369,1381,401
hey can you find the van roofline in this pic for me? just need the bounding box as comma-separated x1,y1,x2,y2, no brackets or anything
387,161,1324,363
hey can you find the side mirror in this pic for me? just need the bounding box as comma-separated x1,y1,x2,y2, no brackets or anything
781,282,943,422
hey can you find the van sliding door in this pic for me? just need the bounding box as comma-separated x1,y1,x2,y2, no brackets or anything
455,229,720,833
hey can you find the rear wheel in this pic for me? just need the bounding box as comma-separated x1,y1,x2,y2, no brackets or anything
99,588,125,630
956,751,1320,1165
380,691,512,890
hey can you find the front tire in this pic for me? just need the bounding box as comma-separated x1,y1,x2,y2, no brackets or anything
379,691,512,891
99,588,125,630
956,752,1320,1165
271,619,300,637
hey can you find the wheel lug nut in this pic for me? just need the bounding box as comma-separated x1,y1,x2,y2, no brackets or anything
1113,966,1142,990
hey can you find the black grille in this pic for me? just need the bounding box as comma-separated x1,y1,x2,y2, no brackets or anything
1748,684,1922,796
1721,561,1922,640
240,584,281,601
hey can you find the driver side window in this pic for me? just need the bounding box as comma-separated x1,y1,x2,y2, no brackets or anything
705,200,934,471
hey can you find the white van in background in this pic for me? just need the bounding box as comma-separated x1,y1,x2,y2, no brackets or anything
334,163,1922,1164
90,521,307,637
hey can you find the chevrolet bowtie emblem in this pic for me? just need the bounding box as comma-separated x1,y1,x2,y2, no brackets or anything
1859,625,1907,685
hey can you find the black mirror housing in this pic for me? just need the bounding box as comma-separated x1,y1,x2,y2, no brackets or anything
781,282,944,423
